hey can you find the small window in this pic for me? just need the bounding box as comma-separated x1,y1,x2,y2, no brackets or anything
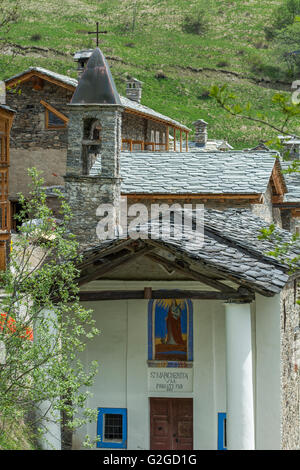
48,111,66,128
155,130,160,144
97,408,127,449
40,99,68,130
217,412,227,450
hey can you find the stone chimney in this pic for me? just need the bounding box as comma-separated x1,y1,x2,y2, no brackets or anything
73,49,94,79
192,119,208,147
126,77,142,103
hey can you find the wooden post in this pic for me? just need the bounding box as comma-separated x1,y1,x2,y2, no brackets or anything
174,128,176,151
0,105,15,271
180,130,182,152
186,131,188,151
144,287,152,299
166,126,169,151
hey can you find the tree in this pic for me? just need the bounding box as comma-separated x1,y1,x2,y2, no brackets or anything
0,169,99,449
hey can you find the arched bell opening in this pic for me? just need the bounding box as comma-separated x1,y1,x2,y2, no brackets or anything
82,118,102,175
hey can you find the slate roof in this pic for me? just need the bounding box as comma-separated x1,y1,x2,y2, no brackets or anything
5,67,189,131
188,140,234,152
71,48,122,105
90,151,282,195
281,161,300,203
80,208,299,296
0,104,16,113
5,66,78,88
120,96,190,131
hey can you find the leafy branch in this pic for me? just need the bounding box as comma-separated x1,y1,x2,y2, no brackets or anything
209,84,300,138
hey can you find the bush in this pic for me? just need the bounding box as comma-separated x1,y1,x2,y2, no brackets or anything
248,55,264,74
266,0,300,39
198,89,211,100
30,33,41,41
182,9,208,35
216,61,229,68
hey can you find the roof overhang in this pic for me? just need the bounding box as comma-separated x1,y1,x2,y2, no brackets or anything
5,69,76,92
75,210,295,298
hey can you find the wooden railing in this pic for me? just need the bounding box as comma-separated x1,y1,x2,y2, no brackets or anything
121,139,168,152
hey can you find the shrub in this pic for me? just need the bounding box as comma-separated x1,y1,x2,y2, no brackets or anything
216,61,229,68
198,89,211,100
30,33,41,41
182,9,208,35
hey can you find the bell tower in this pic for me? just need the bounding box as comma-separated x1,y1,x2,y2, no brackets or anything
64,48,124,248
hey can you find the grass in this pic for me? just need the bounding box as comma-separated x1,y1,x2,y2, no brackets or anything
0,0,299,148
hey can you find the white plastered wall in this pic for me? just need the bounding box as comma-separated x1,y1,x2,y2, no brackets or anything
72,283,282,450
72,283,227,450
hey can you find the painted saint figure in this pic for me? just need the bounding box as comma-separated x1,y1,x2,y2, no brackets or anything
151,298,191,361
166,300,185,345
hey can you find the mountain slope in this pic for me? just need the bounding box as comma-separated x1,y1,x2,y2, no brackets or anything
1,0,298,148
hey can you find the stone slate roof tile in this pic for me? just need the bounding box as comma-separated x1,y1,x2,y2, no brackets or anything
80,208,299,296
0,104,16,113
91,151,280,195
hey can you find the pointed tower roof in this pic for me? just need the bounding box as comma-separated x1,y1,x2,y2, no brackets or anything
71,47,121,105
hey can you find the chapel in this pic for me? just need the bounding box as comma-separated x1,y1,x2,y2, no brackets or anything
1,46,300,450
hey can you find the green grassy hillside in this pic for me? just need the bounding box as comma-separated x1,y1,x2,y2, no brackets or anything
1,0,299,148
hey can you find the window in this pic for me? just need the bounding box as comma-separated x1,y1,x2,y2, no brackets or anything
97,408,127,449
48,111,65,128
217,412,227,450
40,99,68,130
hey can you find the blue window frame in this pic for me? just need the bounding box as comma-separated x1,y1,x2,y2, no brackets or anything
217,412,227,450
97,408,127,449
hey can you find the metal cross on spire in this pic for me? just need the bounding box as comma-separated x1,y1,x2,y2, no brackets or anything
88,22,107,47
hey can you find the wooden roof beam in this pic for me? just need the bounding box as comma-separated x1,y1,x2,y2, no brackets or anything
78,244,153,286
124,193,262,203
146,252,237,293
79,289,255,302
40,99,69,123
6,71,76,92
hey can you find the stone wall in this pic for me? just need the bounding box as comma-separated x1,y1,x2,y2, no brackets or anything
121,112,167,146
280,281,300,449
6,81,73,149
65,175,121,249
251,183,283,226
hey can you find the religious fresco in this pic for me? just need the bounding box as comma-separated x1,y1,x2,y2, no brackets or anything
148,299,193,362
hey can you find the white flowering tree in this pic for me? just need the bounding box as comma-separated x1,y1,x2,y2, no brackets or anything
0,169,99,449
